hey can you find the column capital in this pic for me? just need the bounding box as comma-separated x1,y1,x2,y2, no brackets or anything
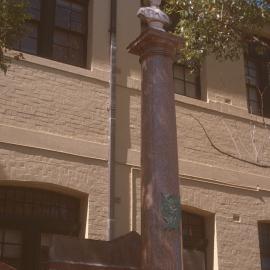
127,28,183,62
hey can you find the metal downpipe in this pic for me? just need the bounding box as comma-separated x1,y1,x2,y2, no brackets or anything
108,0,117,241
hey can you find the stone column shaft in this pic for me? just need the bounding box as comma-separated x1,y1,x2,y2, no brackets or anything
128,28,183,270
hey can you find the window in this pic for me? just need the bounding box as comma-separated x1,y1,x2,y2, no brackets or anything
182,211,207,270
0,186,81,270
258,222,270,270
15,0,88,67
0,229,22,269
173,65,201,99
245,44,270,117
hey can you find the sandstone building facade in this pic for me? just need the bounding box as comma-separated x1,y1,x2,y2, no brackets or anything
0,1,270,270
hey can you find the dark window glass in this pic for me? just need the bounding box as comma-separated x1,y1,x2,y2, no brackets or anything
0,229,22,270
19,23,38,54
259,223,270,270
0,186,81,270
182,211,206,251
28,0,41,20
173,65,201,99
14,0,41,55
245,44,270,117
0,187,80,230
15,0,88,67
182,211,207,270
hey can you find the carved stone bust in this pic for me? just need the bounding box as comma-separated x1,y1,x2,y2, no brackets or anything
137,0,170,31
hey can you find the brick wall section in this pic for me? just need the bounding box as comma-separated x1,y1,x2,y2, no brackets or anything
127,90,270,176
0,143,108,240
0,62,109,143
0,62,110,240
132,169,268,270
124,89,270,270
176,105,270,176
181,181,266,270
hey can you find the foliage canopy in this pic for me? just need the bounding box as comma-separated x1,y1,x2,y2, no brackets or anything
0,0,29,73
162,0,270,69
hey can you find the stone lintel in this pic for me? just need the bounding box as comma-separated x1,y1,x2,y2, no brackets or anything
127,28,183,61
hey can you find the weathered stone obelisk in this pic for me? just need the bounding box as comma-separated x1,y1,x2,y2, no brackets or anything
127,1,183,270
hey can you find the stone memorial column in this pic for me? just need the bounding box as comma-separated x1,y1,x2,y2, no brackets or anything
127,1,183,270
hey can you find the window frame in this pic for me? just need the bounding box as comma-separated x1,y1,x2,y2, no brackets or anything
173,64,201,99
258,222,270,270
182,211,208,270
245,44,270,117
16,0,89,68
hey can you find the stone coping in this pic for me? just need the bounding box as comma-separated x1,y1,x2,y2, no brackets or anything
6,50,110,84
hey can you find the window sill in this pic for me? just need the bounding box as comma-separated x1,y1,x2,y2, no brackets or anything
175,93,270,126
6,51,270,127
6,50,110,83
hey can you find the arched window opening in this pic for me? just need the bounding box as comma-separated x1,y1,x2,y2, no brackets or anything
182,211,208,270
0,186,82,270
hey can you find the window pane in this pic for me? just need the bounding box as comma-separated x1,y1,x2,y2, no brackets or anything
71,19,84,33
183,249,206,270
4,230,22,244
249,101,261,115
57,0,71,8
28,0,41,20
245,44,270,118
185,71,197,84
70,35,83,50
174,65,185,80
0,228,3,241
262,258,270,270
248,87,259,102
3,245,21,259
245,60,258,86
53,30,84,67
54,30,69,46
182,211,206,251
173,65,200,99
247,67,257,78
267,63,270,83
53,0,87,67
71,3,85,33
20,23,38,54
246,75,257,86
70,49,83,66
186,83,197,99
259,223,270,270
21,37,37,54
53,45,69,63
174,79,185,95
55,0,86,33
55,5,71,29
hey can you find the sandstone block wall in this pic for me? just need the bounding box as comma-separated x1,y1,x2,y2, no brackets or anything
119,87,270,177
0,62,109,142
130,168,269,270
0,60,110,240
1,48,270,269
114,86,270,270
